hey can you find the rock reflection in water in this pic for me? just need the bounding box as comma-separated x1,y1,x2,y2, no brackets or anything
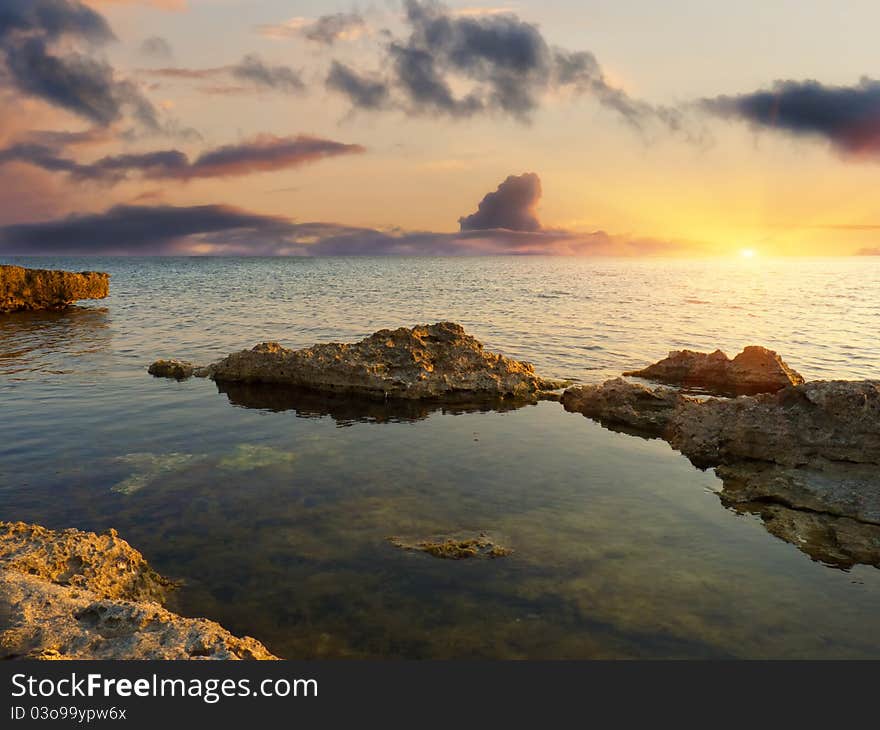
216,381,540,425
0,306,110,377
716,463,880,570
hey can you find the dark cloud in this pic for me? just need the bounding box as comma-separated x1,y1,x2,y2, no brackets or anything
327,0,675,127
257,12,366,44
326,61,390,110
139,35,173,60
701,78,880,157
230,54,304,93
303,13,366,44
0,204,296,254
140,55,305,94
459,172,542,232
0,0,161,129
0,173,687,256
0,134,365,182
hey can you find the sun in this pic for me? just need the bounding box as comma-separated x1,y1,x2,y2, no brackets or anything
739,248,758,259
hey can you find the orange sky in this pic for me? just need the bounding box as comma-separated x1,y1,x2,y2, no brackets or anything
2,0,880,256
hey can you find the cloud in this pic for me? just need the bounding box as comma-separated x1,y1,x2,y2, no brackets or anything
857,247,880,255
229,54,304,93
86,0,187,9
139,36,173,60
326,61,390,110
258,13,366,44
701,78,880,158
327,0,677,127
459,172,542,231
0,0,161,129
0,134,365,183
0,204,296,254
141,55,305,94
0,173,687,256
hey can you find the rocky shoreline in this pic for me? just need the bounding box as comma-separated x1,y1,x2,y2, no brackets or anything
0,522,277,660
8,322,880,655
1,265,109,313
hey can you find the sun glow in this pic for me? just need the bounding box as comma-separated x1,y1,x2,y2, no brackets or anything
740,248,758,259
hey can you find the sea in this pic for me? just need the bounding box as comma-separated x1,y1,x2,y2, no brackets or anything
2,255,879,658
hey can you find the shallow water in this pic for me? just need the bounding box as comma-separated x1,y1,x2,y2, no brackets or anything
2,256,879,658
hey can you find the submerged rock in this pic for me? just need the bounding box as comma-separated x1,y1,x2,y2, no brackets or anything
150,322,568,400
388,532,512,559
217,444,297,471
111,452,203,495
0,521,277,660
1,265,109,313
623,346,804,395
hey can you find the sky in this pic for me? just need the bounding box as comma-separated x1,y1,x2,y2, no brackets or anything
1,0,880,256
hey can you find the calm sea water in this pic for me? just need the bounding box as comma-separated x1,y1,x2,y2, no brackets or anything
2,255,879,658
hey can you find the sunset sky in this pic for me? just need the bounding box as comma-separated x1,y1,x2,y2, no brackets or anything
2,0,880,256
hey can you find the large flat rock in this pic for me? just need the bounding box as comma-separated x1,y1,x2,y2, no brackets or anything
1,265,109,313
151,322,568,400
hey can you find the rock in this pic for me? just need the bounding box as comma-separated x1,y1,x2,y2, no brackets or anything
1,265,109,313
666,380,880,469
148,359,195,380
388,532,512,559
623,346,804,395
110,452,203,495
0,521,172,602
560,377,684,434
563,378,880,470
155,322,568,400
0,522,277,660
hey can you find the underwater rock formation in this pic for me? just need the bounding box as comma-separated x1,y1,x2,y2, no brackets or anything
0,522,277,660
623,346,804,395
150,322,567,400
0,265,109,313
388,532,512,559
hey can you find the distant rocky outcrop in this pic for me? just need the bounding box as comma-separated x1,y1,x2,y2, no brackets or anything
0,522,277,660
0,265,109,313
150,322,568,400
623,346,804,395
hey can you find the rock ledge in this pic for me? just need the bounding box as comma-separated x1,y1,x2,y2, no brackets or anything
1,265,109,313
